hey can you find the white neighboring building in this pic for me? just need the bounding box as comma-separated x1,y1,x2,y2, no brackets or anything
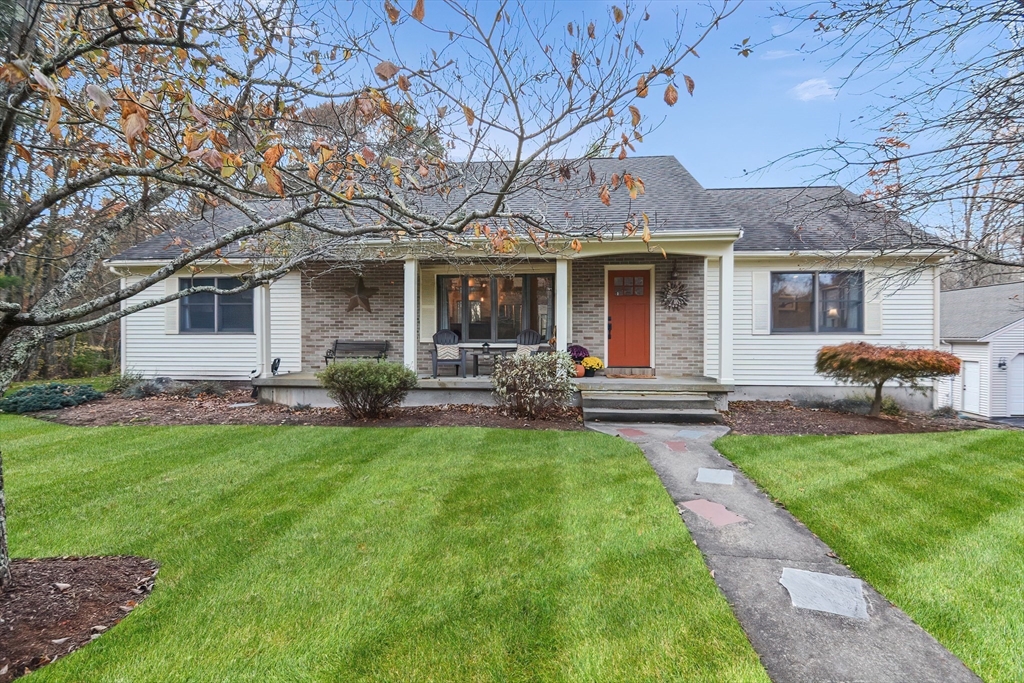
937,282,1024,419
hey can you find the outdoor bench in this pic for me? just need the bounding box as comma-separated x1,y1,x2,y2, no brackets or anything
324,340,389,366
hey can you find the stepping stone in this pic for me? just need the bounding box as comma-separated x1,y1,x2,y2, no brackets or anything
227,402,257,408
673,428,706,439
696,468,734,485
665,441,688,452
618,428,647,437
779,568,869,620
681,499,747,527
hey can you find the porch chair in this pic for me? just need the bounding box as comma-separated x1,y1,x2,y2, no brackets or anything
430,329,467,378
515,329,544,356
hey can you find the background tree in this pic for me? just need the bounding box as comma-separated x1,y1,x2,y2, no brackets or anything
815,342,961,416
769,0,1024,284
0,0,742,590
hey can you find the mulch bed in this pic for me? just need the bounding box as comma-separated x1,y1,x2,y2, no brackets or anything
0,556,157,682
724,400,992,436
35,390,585,431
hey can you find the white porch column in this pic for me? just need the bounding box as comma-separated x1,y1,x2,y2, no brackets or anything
258,283,273,377
718,245,735,384
403,257,419,372
555,258,569,352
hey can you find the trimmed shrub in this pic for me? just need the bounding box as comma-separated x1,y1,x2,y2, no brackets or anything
815,342,960,417
491,351,576,419
0,383,103,413
169,380,227,398
317,360,417,418
121,377,180,399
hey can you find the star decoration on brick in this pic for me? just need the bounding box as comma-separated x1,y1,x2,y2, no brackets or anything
343,276,378,313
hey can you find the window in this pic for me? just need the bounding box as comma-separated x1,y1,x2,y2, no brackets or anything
771,272,863,333
438,274,554,341
179,277,254,333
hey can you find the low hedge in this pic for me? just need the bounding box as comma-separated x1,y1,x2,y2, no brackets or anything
0,383,104,413
317,360,417,419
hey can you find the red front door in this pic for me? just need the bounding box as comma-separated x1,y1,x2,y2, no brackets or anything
607,270,651,367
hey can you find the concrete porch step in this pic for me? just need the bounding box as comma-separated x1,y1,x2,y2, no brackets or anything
583,406,724,424
580,391,716,411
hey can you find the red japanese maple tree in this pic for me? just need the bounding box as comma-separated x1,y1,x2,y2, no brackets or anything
815,342,961,417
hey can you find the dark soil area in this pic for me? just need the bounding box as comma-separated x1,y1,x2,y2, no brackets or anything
724,400,992,436
0,556,157,682
36,390,584,431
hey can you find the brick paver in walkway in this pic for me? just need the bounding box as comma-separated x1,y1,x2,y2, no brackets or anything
588,421,981,683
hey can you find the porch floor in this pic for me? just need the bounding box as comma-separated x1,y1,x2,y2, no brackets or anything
254,372,731,394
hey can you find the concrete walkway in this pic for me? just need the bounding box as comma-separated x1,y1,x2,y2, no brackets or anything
589,422,981,683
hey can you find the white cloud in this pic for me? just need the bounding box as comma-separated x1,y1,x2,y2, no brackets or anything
760,49,797,61
790,78,836,101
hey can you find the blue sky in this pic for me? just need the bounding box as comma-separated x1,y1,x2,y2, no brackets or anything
617,0,873,190
331,1,897,191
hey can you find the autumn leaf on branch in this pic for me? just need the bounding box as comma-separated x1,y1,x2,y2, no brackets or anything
664,83,678,106
411,0,425,22
374,61,400,81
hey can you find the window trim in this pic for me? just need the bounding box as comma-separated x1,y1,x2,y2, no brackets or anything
178,277,255,335
770,271,864,335
437,273,554,342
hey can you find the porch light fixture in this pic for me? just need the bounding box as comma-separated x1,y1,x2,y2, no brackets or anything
998,357,1008,370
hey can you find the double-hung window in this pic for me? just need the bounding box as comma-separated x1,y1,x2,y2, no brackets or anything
179,277,254,334
438,274,554,342
771,271,863,333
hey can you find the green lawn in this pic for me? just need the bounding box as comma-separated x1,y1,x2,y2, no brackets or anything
1,417,768,682
716,429,1024,683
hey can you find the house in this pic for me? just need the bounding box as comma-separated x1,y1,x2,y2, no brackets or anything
936,282,1024,419
108,156,946,415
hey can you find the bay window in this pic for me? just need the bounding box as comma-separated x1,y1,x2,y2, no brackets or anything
438,274,554,342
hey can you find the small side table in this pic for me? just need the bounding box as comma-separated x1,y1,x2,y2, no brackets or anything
471,349,513,376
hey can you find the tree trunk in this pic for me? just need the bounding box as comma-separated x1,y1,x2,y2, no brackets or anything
0,449,10,592
870,383,885,417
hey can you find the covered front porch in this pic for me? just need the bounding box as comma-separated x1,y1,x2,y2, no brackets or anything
277,235,737,390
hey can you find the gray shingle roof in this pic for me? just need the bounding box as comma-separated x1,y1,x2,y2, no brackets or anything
110,158,913,262
111,156,743,262
707,186,913,252
941,282,1024,340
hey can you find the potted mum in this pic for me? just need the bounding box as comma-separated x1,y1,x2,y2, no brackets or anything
567,344,589,378
581,356,604,377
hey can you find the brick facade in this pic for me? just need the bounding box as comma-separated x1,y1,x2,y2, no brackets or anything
570,254,704,376
300,263,405,371
300,255,705,377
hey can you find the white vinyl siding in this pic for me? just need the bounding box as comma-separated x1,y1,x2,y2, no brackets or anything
122,270,301,380
944,342,991,416
985,320,1024,417
705,258,938,385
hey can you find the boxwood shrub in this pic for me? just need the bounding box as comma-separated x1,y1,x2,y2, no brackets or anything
317,360,417,418
0,383,104,413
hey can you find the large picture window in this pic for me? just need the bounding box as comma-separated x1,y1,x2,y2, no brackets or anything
438,274,554,342
771,271,863,333
179,277,254,333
